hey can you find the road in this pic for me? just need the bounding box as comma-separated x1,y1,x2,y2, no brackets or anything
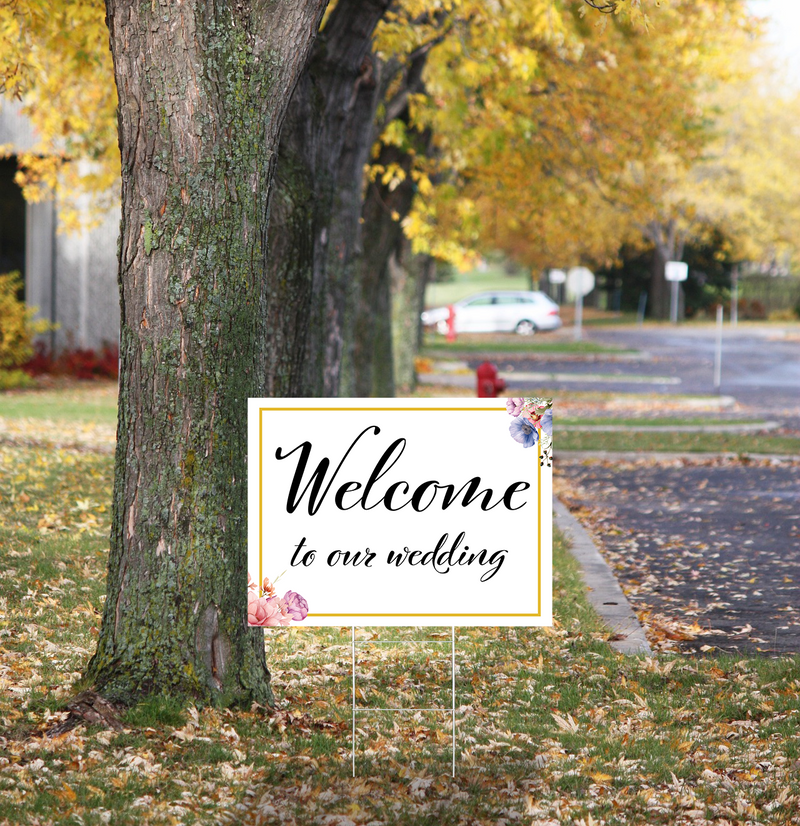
589,326,800,413
430,324,799,654
558,455,800,655
453,325,800,418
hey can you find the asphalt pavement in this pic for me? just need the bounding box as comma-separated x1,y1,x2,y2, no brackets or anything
557,455,800,655
426,324,800,420
420,323,800,655
588,326,800,416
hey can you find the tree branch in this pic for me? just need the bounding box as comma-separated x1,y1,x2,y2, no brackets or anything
377,34,445,132
582,0,621,13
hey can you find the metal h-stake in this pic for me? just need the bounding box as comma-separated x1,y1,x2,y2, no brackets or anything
351,627,458,777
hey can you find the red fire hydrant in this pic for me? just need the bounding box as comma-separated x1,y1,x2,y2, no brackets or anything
476,361,506,398
446,304,457,342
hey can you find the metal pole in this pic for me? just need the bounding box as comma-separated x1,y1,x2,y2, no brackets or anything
574,293,583,341
451,625,456,777
637,291,648,327
731,266,739,327
714,304,723,392
670,280,679,324
352,626,356,777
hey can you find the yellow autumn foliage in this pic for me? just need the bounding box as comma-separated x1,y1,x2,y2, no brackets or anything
0,272,52,369
0,0,118,229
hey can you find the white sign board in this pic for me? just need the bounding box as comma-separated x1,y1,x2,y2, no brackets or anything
248,398,553,627
566,267,595,298
665,261,689,282
548,269,566,285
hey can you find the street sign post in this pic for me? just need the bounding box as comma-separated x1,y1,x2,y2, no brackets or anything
567,267,595,341
665,261,688,325
549,269,566,304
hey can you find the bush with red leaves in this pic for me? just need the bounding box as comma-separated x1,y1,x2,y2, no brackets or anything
23,343,119,380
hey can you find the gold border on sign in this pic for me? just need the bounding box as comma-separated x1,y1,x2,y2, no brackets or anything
258,406,544,618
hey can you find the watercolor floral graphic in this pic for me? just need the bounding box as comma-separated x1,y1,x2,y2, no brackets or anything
248,574,308,626
506,397,553,464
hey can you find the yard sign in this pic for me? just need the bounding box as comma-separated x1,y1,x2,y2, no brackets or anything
247,398,552,627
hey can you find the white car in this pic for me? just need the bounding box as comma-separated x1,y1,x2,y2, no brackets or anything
421,291,562,335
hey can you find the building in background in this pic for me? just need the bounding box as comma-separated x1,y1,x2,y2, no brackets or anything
0,99,119,353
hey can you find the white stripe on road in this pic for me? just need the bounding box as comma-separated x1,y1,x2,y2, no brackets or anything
503,371,682,385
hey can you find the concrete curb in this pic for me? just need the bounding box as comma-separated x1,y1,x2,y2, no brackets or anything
553,497,651,656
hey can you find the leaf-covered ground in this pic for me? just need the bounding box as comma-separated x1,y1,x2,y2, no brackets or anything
1,428,800,824
556,455,800,656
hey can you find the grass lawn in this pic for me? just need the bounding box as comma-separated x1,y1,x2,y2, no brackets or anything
2,421,800,824
0,381,117,426
422,337,631,356
560,417,768,427
582,312,640,326
559,429,800,455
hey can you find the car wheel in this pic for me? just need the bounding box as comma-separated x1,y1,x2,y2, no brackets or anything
515,319,536,336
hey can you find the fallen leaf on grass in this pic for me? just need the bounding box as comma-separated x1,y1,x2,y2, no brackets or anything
552,712,579,733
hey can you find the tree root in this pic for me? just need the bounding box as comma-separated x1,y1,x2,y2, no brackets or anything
46,690,125,737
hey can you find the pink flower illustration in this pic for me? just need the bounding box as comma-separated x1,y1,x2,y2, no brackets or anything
247,574,308,625
506,397,525,417
276,598,293,626
248,592,283,626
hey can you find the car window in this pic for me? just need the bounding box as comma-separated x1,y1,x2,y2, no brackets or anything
462,296,494,307
499,295,538,305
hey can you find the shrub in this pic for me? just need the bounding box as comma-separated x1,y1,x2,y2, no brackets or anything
738,298,767,320
0,272,52,370
60,345,119,380
0,368,35,391
22,342,119,380
21,341,53,376
768,308,800,322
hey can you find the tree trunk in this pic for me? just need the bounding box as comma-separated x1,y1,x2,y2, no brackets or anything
264,0,390,398
323,52,384,397
352,129,430,396
85,0,326,706
649,243,668,320
646,219,684,320
391,248,433,395
352,180,401,397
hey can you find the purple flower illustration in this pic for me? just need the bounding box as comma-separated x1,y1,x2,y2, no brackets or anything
509,416,539,448
506,397,525,417
540,408,553,438
283,590,309,621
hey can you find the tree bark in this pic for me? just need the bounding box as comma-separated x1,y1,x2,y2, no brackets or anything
352,123,431,397
85,0,326,706
264,0,390,397
322,52,384,397
391,248,433,395
646,219,684,320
